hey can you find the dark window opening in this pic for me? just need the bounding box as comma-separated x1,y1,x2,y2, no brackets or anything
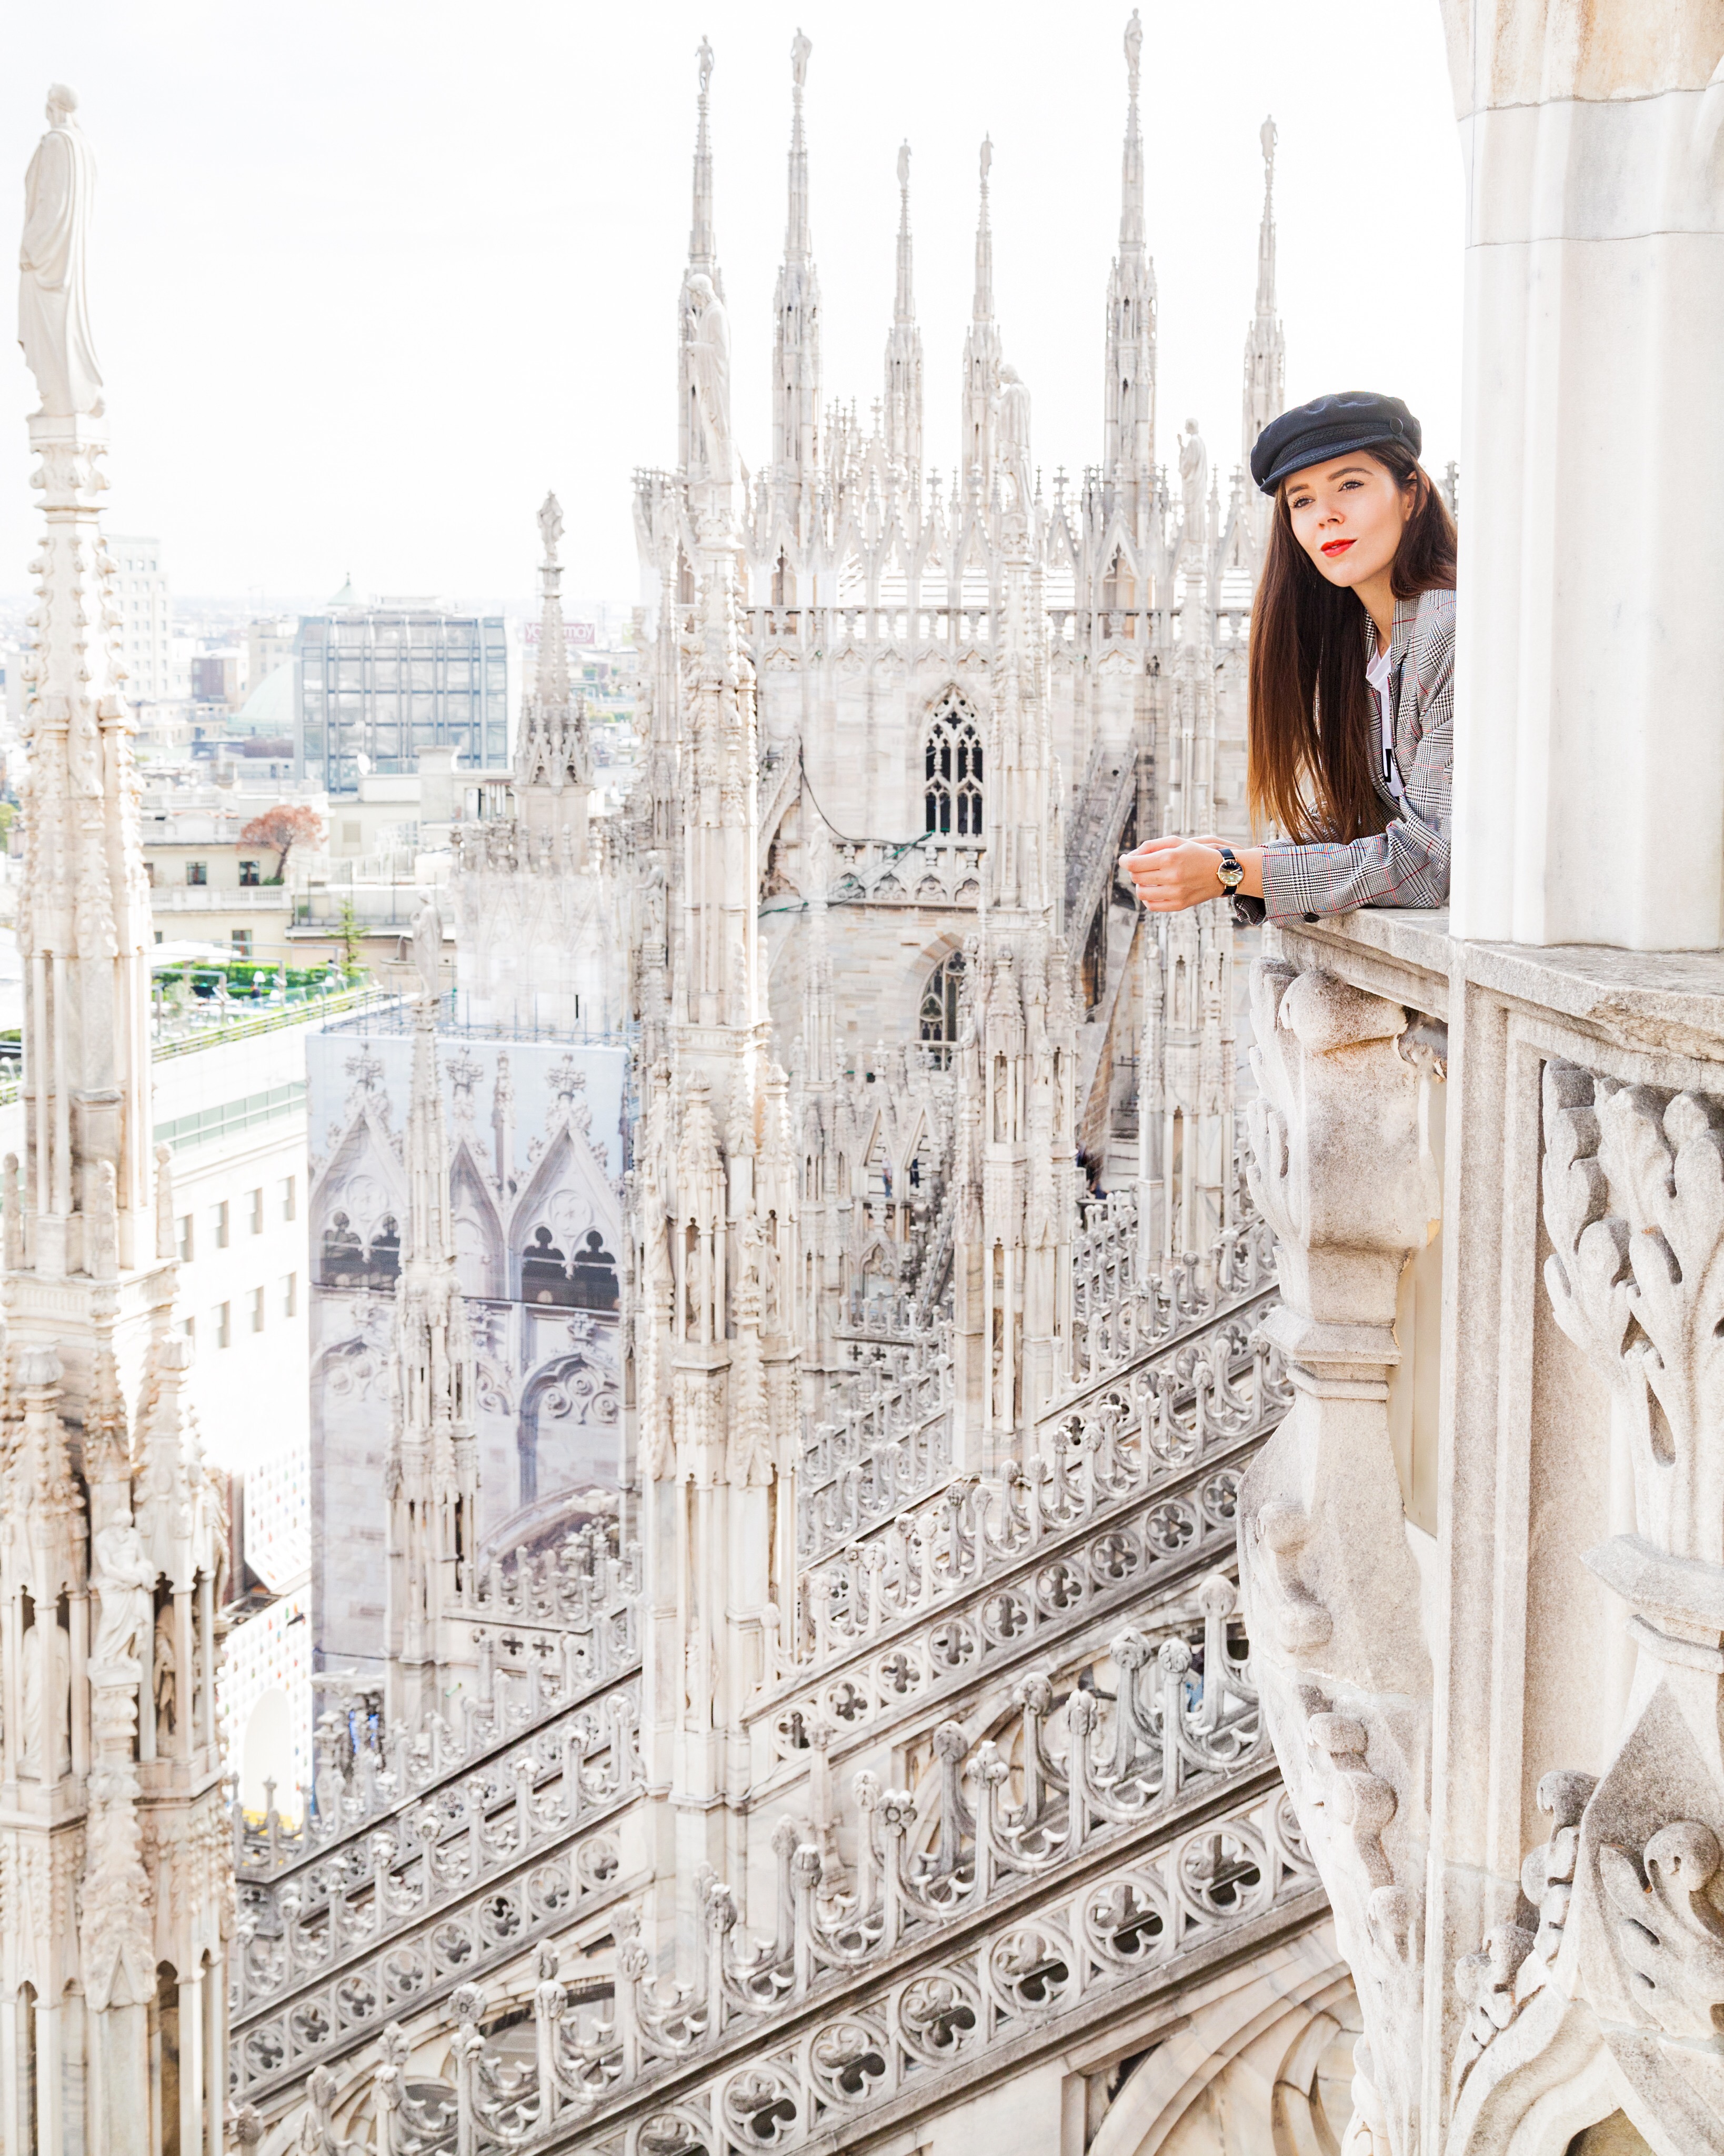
923,694,984,838
919,949,967,1067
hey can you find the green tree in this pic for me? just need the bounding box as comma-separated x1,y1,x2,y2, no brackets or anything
337,897,364,979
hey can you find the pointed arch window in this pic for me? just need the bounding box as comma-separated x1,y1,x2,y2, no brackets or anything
918,949,966,1068
924,693,984,838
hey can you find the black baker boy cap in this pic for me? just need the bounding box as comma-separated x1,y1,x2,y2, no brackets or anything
1250,390,1421,495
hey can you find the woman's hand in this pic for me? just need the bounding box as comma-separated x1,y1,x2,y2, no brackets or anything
1120,836,1232,912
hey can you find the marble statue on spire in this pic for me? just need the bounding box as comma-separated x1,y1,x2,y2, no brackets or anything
686,270,734,484
538,488,564,562
18,84,104,419
1179,418,1209,537
999,363,1033,511
412,894,444,1004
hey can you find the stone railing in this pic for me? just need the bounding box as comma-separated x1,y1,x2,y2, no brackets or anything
235,1569,639,1881
824,833,986,910
455,820,587,876
302,1619,1311,2155
229,1685,643,2105
747,603,1001,653
756,1311,1286,1763
1227,904,1724,2151
465,1527,640,1641
1064,1187,1277,1404
798,1335,955,1564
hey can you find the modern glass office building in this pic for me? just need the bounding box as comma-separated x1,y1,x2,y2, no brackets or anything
295,606,508,789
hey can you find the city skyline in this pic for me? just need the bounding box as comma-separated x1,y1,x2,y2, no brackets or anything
1,0,1462,603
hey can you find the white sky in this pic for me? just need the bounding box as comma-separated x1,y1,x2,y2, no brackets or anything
1,0,1464,611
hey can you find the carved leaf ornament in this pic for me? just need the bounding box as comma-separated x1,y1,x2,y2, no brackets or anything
1542,1064,1724,1562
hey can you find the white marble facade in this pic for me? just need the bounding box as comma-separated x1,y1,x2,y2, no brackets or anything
632,12,1271,1435
305,1026,626,1686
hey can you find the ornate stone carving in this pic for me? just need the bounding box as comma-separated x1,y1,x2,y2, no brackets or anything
1238,959,1438,2156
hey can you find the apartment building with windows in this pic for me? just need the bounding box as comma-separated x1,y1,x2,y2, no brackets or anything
108,531,175,701
152,1015,324,1814
142,778,328,963
295,598,508,790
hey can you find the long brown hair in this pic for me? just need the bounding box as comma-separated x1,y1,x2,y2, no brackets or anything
1246,440,1457,843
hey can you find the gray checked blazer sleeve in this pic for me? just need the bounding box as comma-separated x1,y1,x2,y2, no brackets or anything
1250,585,1455,926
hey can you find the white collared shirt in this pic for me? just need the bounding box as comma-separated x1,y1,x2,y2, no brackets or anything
1367,637,1403,801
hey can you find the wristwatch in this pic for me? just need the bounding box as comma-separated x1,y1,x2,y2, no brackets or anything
1214,845,1245,895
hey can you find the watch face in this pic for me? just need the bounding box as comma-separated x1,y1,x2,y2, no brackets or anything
1218,859,1244,890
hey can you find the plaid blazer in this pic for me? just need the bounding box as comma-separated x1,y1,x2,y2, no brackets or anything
1245,585,1455,926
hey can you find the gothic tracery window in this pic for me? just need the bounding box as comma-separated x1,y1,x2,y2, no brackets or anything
919,949,966,1067
923,693,984,838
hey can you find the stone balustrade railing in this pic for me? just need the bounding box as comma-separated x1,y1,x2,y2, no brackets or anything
300,1617,1306,2156
466,1526,639,1638
456,821,587,876
825,834,986,909
236,1576,639,1881
754,1310,1287,1763
1065,1189,1277,1403
749,603,1004,653
798,1336,955,1564
229,1686,643,2105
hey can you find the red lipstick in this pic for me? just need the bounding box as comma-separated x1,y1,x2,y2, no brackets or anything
1321,538,1354,558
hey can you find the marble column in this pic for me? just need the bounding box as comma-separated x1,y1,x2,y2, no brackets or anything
1443,2,1724,949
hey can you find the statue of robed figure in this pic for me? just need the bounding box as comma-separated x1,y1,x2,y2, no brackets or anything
18,84,104,420
685,272,733,484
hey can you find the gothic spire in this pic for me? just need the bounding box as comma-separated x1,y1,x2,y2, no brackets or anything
689,36,719,288
961,138,1001,490
772,28,822,484
532,491,570,713
1119,6,1145,262
894,142,914,325
679,42,730,492
514,493,592,847
883,141,923,476
1240,116,1286,510
1105,9,1157,490
785,25,811,267
1254,115,1277,319
7,89,227,2145
973,135,994,324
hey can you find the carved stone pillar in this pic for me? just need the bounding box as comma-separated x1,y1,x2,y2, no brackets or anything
1448,1065,1724,2149
1442,0,1724,949
1238,959,1438,2156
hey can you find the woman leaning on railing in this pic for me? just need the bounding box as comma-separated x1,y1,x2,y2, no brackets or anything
1121,390,1457,926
